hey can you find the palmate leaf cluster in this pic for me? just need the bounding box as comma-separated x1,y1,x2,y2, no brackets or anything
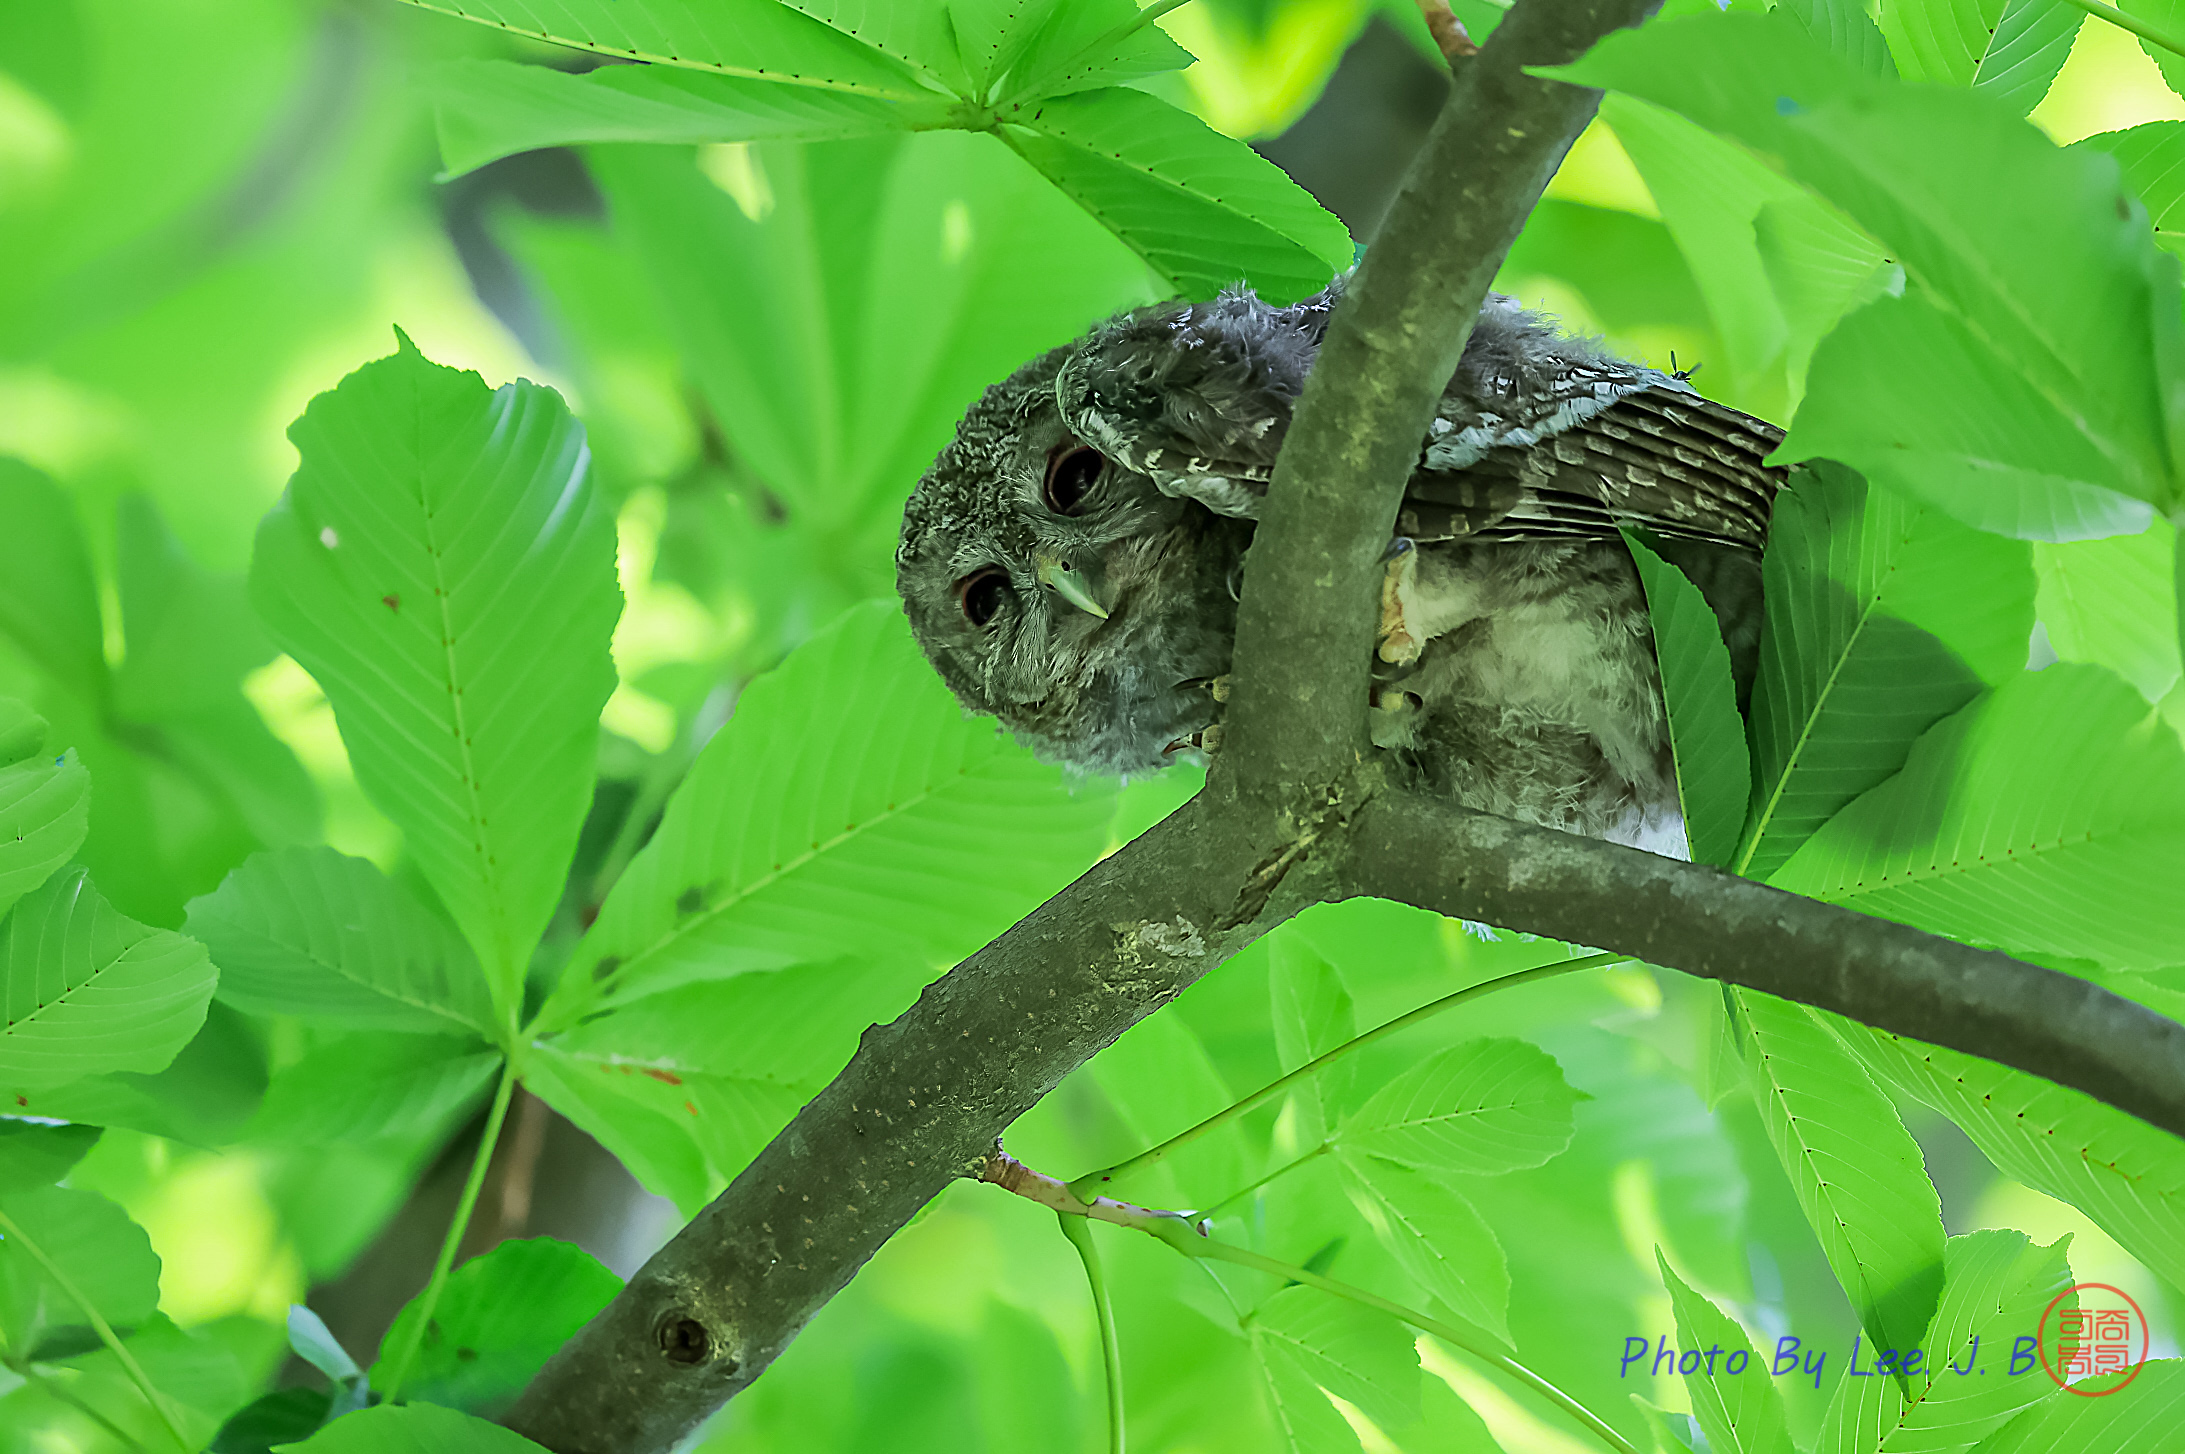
2,0,2185,1451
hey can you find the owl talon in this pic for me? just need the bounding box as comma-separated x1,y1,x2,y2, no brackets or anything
1377,539,1422,666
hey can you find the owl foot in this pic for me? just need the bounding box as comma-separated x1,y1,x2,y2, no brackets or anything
1377,538,1422,666
1369,687,1423,749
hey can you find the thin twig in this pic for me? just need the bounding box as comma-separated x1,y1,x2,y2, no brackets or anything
2055,0,2185,64
1418,0,1482,62
980,1147,1636,1454
1072,953,1616,1197
380,1060,519,1401
1056,1214,1127,1454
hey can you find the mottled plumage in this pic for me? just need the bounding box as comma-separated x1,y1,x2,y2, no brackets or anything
897,278,1785,852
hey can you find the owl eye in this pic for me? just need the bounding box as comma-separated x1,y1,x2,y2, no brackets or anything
1043,444,1105,517
958,568,1013,628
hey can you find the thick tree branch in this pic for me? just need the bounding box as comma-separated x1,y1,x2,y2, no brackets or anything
1352,795,2185,1137
505,0,2185,1447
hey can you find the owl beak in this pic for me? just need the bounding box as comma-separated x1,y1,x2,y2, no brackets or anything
1035,550,1110,620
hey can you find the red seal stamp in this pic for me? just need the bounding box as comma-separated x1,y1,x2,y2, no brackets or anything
2036,1283,2150,1396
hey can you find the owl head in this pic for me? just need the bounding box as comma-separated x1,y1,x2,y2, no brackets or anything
896,344,1253,776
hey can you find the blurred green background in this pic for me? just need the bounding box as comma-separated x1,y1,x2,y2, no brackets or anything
2,0,2181,1448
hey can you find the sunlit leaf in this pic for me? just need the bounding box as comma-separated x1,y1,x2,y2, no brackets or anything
0,700,88,923
2118,0,2185,105
369,1238,621,1417
391,0,930,95
1271,934,1355,1143
0,459,106,701
2077,121,2185,259
1740,463,2034,880
429,60,956,181
1340,1156,1511,1344
1561,13,2185,531
2034,518,2181,703
1624,530,1751,866
1771,665,2185,972
251,335,622,1019
0,867,216,1088
1813,1230,2069,1452
251,1033,498,1145
0,1121,98,1196
188,847,493,1036
1776,0,1897,76
1247,1285,1419,1450
0,1186,160,1350
995,0,1196,100
530,958,930,1206
1733,991,1945,1362
1335,1038,1581,1176
278,1401,551,1452
999,86,1353,303
1834,1016,2185,1289
1881,0,2081,113
588,134,1154,542
1657,1255,1795,1454
1970,1358,2185,1450
549,602,1110,1022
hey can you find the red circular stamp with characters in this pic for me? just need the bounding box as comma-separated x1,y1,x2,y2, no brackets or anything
2036,1283,2151,1396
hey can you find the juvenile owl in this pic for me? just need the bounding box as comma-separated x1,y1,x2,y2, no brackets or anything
896,277,1783,853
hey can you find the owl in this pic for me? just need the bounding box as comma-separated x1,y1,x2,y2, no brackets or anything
896,278,1784,853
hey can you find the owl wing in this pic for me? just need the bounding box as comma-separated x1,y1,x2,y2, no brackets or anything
1398,381,1786,552
1056,290,1784,549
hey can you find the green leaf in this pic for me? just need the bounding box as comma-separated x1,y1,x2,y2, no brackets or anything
587,135,1154,541
1560,13,2185,528
390,0,932,95
994,0,1196,101
518,1047,713,1213
1246,1284,1420,1450
2118,0,2185,105
251,335,622,1019
1771,665,2185,971
532,958,929,1203
2034,518,2181,704
1740,463,2034,880
111,493,279,721
369,1238,621,1416
429,60,956,181
1814,1231,2069,1454
1334,1038,1582,1177
1969,1358,2185,1451
0,1186,160,1350
1270,934,1355,1143
0,459,107,701
1599,94,1797,399
2076,121,2185,259
1752,192,1896,408
276,1401,552,1452
0,701,89,923
998,86,1353,304
1734,991,1945,1361
213,1387,334,1454
548,602,1110,1022
251,1034,498,1145
187,847,493,1036
1339,1156,1511,1343
1656,1254,1795,1454
1623,530,1752,866
0,866,217,1088
1775,0,1897,77
0,1121,99,1195
1789,292,2157,541
1880,0,2081,112
1834,1017,2185,1290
